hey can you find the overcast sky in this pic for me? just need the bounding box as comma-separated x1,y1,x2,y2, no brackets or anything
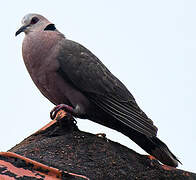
0,0,195,173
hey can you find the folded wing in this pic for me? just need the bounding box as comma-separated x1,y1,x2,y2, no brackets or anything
57,39,158,137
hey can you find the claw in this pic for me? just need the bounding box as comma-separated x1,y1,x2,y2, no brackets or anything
50,104,74,120
50,106,57,120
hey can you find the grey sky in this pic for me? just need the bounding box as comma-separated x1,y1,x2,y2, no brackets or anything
0,0,195,172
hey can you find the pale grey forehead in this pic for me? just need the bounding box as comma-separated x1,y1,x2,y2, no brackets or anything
21,13,41,24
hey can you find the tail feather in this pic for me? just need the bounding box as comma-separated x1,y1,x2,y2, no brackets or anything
149,137,181,167
128,130,181,167
110,119,181,167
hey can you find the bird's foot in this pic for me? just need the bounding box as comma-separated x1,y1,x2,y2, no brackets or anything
50,104,74,120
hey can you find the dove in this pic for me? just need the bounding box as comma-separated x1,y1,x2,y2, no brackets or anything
16,13,180,167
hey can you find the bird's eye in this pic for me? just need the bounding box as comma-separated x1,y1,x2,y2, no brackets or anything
30,17,39,24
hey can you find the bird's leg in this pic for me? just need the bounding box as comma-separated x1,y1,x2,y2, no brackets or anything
50,104,82,120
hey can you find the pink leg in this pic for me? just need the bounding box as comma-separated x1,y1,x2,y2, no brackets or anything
50,104,84,120
50,104,74,119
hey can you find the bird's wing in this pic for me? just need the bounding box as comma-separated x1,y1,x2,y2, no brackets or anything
57,39,158,137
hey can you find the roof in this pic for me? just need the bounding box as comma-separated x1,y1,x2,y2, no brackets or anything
0,110,195,179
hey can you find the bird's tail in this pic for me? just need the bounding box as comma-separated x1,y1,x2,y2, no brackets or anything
147,136,181,167
131,133,181,167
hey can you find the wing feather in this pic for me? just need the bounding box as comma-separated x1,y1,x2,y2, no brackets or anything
89,96,157,137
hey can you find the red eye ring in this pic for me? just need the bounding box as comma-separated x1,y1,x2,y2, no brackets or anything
30,17,39,24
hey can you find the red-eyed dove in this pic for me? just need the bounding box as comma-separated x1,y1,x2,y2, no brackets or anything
16,13,180,167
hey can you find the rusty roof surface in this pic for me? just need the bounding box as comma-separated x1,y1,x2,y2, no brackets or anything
0,110,89,180
0,152,89,180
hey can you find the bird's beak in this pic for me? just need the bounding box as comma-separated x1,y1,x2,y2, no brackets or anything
15,25,28,36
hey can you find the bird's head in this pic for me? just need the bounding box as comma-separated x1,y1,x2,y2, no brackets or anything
15,13,56,36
